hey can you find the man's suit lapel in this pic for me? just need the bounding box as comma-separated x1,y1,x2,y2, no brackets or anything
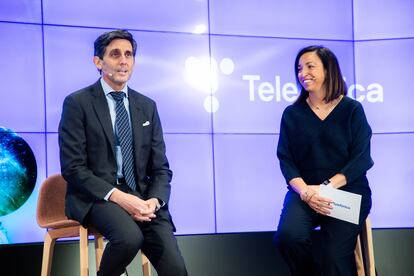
91,81,116,156
128,89,144,165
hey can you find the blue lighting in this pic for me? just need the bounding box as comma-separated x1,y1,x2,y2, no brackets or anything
0,127,37,217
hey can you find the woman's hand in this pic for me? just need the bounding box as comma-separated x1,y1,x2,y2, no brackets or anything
303,185,333,215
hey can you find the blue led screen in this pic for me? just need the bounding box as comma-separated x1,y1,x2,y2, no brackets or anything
44,26,212,133
354,39,414,133
210,36,355,133
368,133,414,228
42,0,208,33
354,0,414,40
210,0,353,40
0,23,45,133
0,0,413,244
0,1,42,23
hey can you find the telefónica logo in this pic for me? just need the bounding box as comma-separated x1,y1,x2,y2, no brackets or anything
184,57,384,113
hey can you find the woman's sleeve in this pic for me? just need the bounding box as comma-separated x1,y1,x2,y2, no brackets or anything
277,110,301,183
339,103,374,183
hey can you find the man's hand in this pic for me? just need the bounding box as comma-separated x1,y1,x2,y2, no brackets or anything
109,189,156,222
140,198,160,216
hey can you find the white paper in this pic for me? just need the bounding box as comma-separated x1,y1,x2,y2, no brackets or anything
319,185,362,225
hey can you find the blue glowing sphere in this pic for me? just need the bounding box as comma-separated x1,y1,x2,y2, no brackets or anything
0,127,37,216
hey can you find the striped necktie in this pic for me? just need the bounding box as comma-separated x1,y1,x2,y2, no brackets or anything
110,91,136,191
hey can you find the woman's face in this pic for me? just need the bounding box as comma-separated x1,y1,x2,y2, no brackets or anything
297,51,326,95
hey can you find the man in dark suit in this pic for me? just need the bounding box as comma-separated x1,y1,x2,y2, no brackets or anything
58,29,188,276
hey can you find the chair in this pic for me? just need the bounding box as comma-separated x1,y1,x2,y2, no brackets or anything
36,174,151,276
354,217,376,276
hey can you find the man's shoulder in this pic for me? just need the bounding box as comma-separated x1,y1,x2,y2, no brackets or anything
128,87,156,106
67,81,100,99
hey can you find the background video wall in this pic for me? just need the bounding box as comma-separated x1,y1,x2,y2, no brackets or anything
0,0,413,244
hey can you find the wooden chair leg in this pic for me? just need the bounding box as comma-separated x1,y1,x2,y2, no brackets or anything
361,218,375,276
141,252,151,276
80,226,89,276
355,235,365,276
41,232,56,276
94,235,104,271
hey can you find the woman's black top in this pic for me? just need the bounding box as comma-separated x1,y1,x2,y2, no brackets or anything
277,96,373,195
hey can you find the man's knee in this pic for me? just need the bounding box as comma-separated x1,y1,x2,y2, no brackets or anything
158,255,187,276
112,226,143,256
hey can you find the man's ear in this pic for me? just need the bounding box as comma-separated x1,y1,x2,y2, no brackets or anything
93,56,102,70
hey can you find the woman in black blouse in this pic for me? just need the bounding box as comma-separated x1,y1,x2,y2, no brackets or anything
274,45,373,276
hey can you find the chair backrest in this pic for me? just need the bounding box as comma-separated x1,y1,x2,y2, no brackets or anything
36,174,69,228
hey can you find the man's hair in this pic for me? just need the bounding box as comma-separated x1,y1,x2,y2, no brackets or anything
294,45,347,104
94,29,137,59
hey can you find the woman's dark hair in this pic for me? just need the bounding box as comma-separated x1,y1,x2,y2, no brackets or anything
294,45,347,104
94,29,137,59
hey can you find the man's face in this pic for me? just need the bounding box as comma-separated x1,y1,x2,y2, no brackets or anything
93,38,135,90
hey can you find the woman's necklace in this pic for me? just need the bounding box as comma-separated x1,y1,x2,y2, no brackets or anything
307,97,324,110
308,101,320,110
307,95,343,111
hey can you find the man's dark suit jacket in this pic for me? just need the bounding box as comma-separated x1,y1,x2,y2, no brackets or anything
58,80,172,225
